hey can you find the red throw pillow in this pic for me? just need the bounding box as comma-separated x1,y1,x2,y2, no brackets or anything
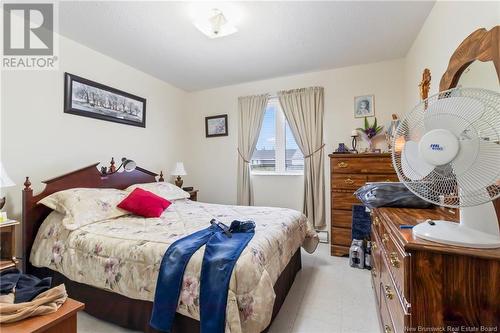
118,188,171,218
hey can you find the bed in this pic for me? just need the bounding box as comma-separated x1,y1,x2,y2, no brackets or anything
23,161,318,333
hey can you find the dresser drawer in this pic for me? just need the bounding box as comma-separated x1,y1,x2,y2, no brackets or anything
370,231,382,272
366,174,400,183
331,174,367,190
330,244,349,257
380,257,409,333
371,232,382,306
331,209,352,228
331,157,395,174
375,213,407,299
379,281,396,333
331,227,352,247
331,190,360,210
371,211,384,238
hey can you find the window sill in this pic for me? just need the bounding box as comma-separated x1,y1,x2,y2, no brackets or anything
251,172,303,176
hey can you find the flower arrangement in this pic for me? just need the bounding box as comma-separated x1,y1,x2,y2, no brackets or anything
357,117,383,139
356,117,384,152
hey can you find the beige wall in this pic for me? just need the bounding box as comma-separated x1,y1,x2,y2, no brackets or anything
183,59,406,228
404,1,500,107
1,35,188,221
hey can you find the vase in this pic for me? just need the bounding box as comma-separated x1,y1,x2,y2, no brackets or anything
368,139,376,153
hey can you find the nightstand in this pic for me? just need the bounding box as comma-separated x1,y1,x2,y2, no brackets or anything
188,190,199,201
0,220,20,271
1,298,84,333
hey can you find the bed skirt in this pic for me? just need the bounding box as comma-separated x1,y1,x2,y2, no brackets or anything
29,248,302,333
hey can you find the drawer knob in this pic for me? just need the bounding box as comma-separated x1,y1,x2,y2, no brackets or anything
344,178,354,184
390,252,401,268
384,325,392,333
384,285,394,300
382,233,389,244
385,179,391,182
337,162,349,168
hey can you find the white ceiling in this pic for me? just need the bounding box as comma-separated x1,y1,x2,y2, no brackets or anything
59,1,434,92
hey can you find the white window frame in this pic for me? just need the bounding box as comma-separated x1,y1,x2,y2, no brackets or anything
251,98,303,176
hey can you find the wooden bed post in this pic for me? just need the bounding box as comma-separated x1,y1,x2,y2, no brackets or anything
22,177,33,273
109,157,116,173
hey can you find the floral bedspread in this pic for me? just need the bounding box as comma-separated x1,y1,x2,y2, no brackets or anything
30,200,318,333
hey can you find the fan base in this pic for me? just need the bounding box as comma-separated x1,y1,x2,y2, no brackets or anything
413,220,500,249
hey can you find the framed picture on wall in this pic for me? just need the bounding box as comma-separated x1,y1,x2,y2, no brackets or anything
205,114,228,137
64,73,146,127
354,95,375,118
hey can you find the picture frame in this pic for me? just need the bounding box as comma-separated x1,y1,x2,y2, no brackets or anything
354,95,375,118
205,114,228,137
64,73,146,128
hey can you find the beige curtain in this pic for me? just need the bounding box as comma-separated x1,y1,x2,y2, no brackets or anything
278,87,325,228
237,94,269,205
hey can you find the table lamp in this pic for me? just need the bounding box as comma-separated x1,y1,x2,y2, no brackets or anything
172,162,187,188
351,130,359,153
101,157,136,175
0,161,15,210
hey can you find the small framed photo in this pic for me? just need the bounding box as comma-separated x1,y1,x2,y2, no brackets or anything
205,114,228,137
354,95,375,118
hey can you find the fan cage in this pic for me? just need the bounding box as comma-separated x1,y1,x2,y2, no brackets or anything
391,88,500,208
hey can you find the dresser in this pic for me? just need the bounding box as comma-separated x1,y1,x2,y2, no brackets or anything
329,153,397,256
371,207,500,333
1,298,84,333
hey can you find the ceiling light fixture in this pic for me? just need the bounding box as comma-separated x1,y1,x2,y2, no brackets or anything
193,8,237,39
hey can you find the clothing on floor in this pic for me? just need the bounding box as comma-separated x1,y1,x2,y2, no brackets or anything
0,268,52,303
150,220,256,333
0,284,67,323
352,205,371,240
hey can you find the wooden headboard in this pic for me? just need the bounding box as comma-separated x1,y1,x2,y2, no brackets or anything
22,161,163,273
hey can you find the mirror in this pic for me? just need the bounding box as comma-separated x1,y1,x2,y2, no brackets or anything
457,61,500,92
439,26,500,92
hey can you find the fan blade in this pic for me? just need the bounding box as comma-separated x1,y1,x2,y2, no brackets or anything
401,140,434,181
454,139,500,202
451,137,480,176
424,96,484,136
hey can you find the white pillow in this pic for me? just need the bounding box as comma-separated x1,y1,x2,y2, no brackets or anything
38,188,128,230
125,182,190,201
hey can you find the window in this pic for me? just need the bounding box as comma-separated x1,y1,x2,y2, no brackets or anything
251,98,304,174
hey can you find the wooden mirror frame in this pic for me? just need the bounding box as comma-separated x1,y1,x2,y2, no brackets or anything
439,26,500,223
439,26,500,91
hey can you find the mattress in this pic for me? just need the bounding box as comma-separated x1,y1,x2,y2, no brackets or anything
30,199,318,333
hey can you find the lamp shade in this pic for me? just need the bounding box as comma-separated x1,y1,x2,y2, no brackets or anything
122,158,136,172
172,162,187,176
0,162,15,188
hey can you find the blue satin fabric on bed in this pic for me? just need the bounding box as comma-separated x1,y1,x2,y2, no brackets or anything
150,220,255,333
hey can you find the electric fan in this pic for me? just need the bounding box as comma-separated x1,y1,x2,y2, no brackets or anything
392,87,500,248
